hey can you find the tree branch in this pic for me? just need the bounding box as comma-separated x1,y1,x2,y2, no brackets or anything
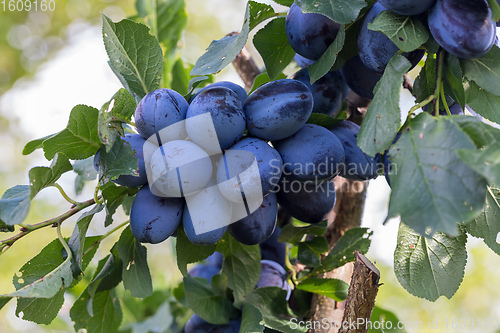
229,32,261,90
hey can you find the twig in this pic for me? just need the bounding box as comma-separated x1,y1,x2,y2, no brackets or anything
402,73,413,94
228,31,261,90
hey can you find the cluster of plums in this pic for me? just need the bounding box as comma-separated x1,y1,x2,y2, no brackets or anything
286,0,500,100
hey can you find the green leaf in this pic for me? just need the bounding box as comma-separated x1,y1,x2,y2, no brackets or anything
240,303,265,333
42,105,101,160
296,277,349,301
250,72,287,93
185,75,213,99
115,226,153,298
443,54,465,108
246,287,307,333
98,136,139,181
101,182,138,227
314,227,371,274
278,220,327,244
183,276,237,325
296,0,366,24
249,1,277,30
176,226,216,276
450,116,500,149
462,46,500,97
308,25,345,83
394,223,467,301
68,204,104,273
487,0,500,21
358,54,411,156
123,301,174,333
368,11,428,52
0,185,31,226
0,220,14,232
216,233,261,306
88,253,123,298
22,133,58,155
297,237,328,267
29,154,72,199
253,17,295,80
413,54,436,103
98,89,136,151
386,112,488,236
272,0,293,6
466,186,500,255
71,289,122,333
16,291,65,325
464,80,500,123
191,3,251,75
73,157,99,195
368,306,407,333
171,58,194,96
102,14,163,99
457,144,500,186
0,297,11,310
306,113,345,129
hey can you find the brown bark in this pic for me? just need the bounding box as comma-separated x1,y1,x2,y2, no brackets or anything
228,32,260,91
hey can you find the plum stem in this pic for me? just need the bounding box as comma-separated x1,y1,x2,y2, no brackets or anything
83,220,129,257
49,183,77,205
94,185,104,205
440,86,452,116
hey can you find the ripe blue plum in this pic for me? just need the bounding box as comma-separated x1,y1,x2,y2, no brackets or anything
188,264,221,284
428,0,496,59
205,251,223,268
358,3,425,73
260,227,287,268
340,56,382,99
130,186,184,244
294,53,315,68
276,178,336,223
190,81,247,106
256,260,292,300
186,87,246,152
330,121,382,180
135,88,189,142
228,193,278,245
378,0,436,15
244,79,313,141
184,314,241,333
285,3,341,61
217,137,283,201
291,68,349,117
273,124,345,182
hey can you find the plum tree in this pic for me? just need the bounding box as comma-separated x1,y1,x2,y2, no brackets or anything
273,124,345,182
285,3,341,60
378,0,436,15
243,79,313,141
291,68,349,117
428,0,496,58
130,186,184,244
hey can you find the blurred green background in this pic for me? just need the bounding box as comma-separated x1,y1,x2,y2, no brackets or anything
0,1,499,332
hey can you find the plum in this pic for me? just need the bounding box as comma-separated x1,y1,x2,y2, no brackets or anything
217,137,283,202
330,121,382,180
428,0,496,59
184,314,241,333
273,124,345,182
285,3,341,61
294,53,315,68
340,56,382,100
188,264,221,284
183,182,231,245
190,81,247,105
290,68,349,117
256,260,292,300
276,178,336,223
243,79,313,141
186,87,246,152
149,140,212,197
378,0,436,16
205,251,223,268
358,3,425,73
134,88,189,142
130,186,184,244
260,227,287,267
228,192,278,245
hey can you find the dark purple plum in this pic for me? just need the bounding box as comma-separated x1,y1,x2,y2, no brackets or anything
276,178,336,224
217,137,283,200
186,87,246,152
190,81,247,105
134,88,189,142
378,0,436,15
285,3,341,61
260,227,287,268
130,186,184,244
273,124,345,182
188,264,221,284
358,3,425,73
340,56,382,99
229,193,278,245
183,206,228,246
330,121,382,181
294,53,315,68
205,252,223,268
290,68,349,117
244,79,313,141
428,0,496,59
256,260,291,300
184,314,241,333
